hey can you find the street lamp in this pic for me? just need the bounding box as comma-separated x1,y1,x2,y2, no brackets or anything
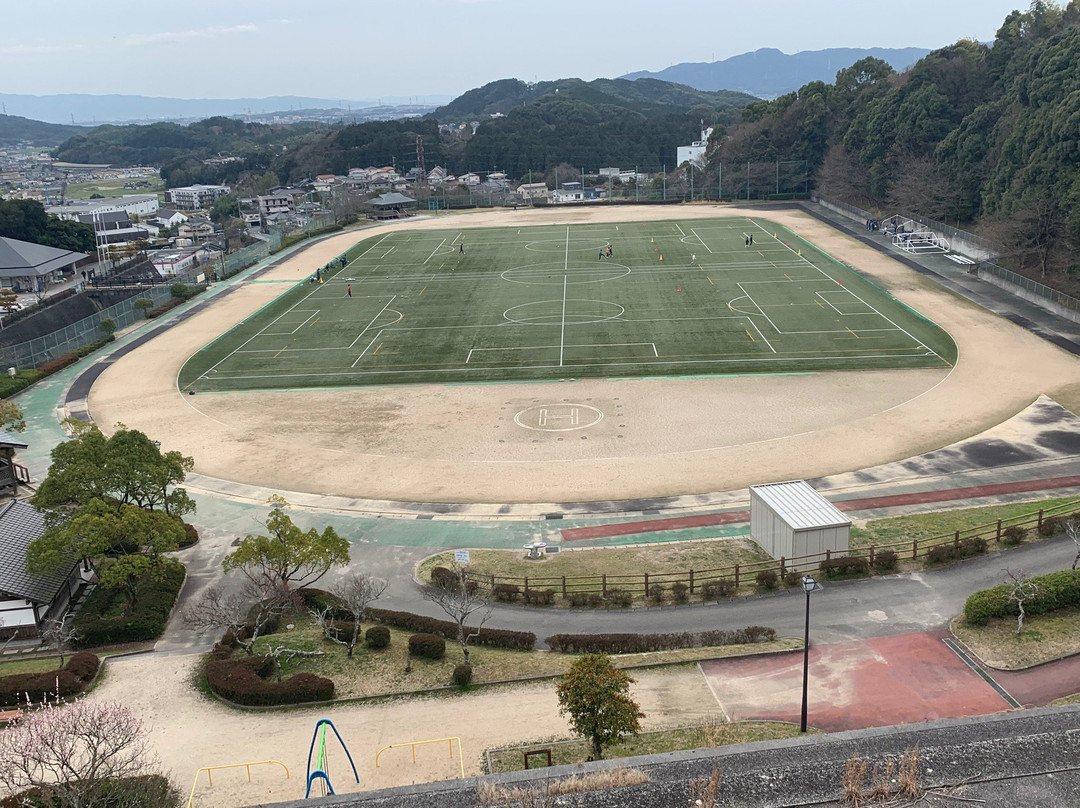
799,574,823,733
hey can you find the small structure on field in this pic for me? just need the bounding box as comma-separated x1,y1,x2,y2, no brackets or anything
749,480,850,564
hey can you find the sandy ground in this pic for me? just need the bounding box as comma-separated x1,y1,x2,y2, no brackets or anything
89,654,717,807
86,205,1080,503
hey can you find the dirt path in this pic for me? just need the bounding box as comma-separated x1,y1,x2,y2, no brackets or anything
89,654,716,807
86,205,1080,503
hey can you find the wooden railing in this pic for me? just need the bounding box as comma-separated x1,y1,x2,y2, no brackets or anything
465,500,1080,597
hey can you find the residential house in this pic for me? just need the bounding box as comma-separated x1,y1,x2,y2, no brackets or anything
0,499,84,640
459,172,481,186
427,166,448,185
551,182,584,204
257,188,306,221
177,216,215,244
156,208,189,229
516,182,549,201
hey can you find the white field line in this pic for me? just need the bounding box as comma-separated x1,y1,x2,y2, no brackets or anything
674,223,686,236
207,351,939,382
736,283,782,335
347,296,397,349
745,317,777,353
560,226,569,366
358,232,393,258
469,342,658,354
690,228,713,253
423,238,447,265
351,331,384,367
750,220,944,358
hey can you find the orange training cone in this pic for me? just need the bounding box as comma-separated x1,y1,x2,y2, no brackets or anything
677,285,682,292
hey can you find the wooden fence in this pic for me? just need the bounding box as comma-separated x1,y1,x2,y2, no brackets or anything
465,500,1080,598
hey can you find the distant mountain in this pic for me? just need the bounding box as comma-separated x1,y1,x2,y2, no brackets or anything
0,93,454,125
432,77,757,120
621,47,932,98
0,113,88,146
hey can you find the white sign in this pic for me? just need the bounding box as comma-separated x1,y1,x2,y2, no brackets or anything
454,550,470,564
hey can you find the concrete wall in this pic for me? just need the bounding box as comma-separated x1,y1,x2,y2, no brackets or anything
977,269,1080,326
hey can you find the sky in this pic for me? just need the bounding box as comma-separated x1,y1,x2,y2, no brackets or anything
0,0,1030,101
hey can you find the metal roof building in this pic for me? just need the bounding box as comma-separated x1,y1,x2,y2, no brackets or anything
749,480,851,563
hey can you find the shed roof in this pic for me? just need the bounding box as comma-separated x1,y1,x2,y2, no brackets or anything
369,193,416,207
750,480,850,530
0,500,76,604
0,237,88,279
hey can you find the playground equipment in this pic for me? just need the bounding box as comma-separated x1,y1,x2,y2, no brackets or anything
305,718,360,798
186,760,289,808
374,736,465,779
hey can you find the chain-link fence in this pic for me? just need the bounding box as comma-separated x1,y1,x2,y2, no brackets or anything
0,233,285,370
978,263,1080,317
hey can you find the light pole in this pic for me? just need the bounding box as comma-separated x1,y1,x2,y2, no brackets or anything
800,574,823,733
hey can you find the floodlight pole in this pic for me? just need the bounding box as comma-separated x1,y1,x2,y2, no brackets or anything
718,162,722,202
800,574,822,733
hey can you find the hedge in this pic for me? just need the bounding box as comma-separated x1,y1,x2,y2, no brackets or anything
544,626,776,654
75,558,185,647
408,633,445,660
0,652,100,708
365,607,535,652
179,522,199,548
820,556,870,579
924,537,987,567
964,569,1080,625
204,653,334,706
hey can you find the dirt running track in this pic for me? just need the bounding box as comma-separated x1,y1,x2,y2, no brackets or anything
87,205,1080,503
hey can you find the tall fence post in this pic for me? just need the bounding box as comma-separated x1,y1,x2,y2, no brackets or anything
996,519,1002,542
869,546,875,567
643,572,649,597
954,530,960,549
913,539,918,560
733,564,739,588
561,576,566,597
689,569,695,594
1038,509,1044,532
601,574,607,597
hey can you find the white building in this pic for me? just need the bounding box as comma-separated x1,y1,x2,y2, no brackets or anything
47,194,159,221
166,184,231,210
516,182,549,201
677,126,714,168
551,182,584,204
749,480,851,565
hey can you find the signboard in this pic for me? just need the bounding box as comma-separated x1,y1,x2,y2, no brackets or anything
454,550,470,564
196,273,206,284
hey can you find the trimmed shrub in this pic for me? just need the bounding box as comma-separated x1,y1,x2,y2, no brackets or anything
783,571,801,587
701,579,736,600
1002,525,1027,545
925,537,988,567
872,550,899,572
605,589,633,608
0,653,99,708
964,569,1080,625
205,655,334,706
365,625,390,649
408,633,445,660
755,570,779,590
523,589,555,606
648,584,665,604
299,588,348,620
493,583,520,602
566,592,602,608
545,626,776,654
1038,516,1064,538
429,566,456,588
820,556,870,579
365,607,535,651
671,582,689,604
179,522,199,548
75,558,185,647
451,664,473,687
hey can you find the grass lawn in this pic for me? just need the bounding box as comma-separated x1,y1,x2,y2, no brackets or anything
418,539,772,601
485,720,812,773
178,217,955,392
64,176,164,201
951,607,1080,670
249,621,800,700
849,496,1080,550
0,656,65,676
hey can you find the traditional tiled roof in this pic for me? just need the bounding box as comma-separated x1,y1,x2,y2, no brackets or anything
0,500,75,604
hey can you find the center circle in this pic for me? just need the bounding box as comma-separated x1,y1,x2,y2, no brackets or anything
502,262,630,286
503,300,625,326
514,403,605,432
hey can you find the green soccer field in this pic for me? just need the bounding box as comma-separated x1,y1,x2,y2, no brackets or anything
178,217,956,392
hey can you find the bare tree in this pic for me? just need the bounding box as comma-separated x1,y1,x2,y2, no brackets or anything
40,613,79,668
421,566,491,664
1004,568,1040,635
263,645,324,682
182,577,298,655
311,573,388,658
0,699,175,808
1068,519,1080,581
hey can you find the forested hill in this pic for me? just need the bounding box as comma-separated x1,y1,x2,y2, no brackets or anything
703,1,1080,291
0,114,87,146
431,77,756,119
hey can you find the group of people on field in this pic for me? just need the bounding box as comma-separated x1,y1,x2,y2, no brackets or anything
597,245,614,260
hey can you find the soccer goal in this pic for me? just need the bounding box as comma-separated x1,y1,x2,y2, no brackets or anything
882,215,950,254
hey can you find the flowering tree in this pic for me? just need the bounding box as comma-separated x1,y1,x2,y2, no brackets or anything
0,699,176,808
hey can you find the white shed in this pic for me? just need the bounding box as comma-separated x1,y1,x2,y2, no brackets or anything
749,480,851,564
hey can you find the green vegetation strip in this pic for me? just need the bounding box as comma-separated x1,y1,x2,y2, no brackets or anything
486,721,812,773
952,606,1080,670
250,623,799,701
